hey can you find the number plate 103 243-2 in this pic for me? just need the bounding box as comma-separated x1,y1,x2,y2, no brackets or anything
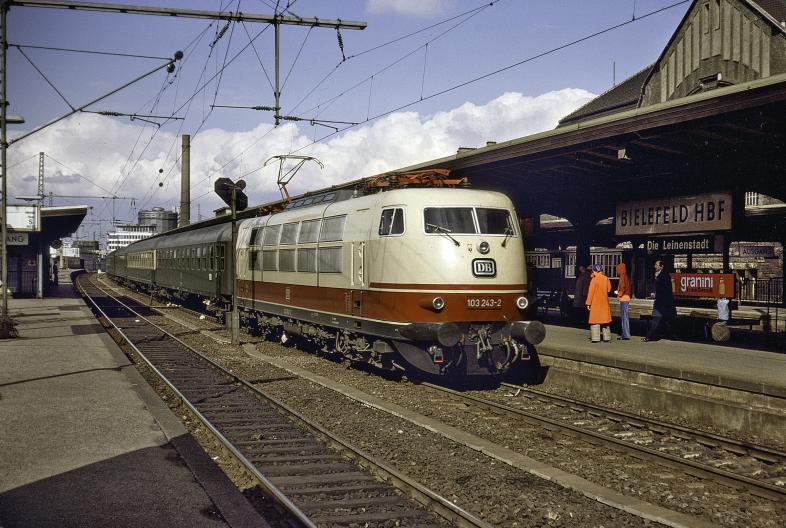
466,297,503,310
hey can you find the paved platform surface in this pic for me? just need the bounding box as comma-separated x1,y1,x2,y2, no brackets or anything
0,282,268,528
537,323,786,398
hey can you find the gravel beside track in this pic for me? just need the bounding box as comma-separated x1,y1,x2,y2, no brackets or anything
100,277,785,527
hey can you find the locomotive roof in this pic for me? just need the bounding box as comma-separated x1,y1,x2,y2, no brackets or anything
109,169,466,255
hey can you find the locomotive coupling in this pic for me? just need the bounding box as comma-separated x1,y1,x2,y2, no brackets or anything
508,320,546,345
397,322,465,347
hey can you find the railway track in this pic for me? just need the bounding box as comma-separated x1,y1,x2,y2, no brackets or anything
76,273,490,528
420,380,786,501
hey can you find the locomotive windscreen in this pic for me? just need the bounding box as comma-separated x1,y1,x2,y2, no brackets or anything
424,207,513,235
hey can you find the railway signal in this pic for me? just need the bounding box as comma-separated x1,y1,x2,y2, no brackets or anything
214,177,248,212
214,177,247,344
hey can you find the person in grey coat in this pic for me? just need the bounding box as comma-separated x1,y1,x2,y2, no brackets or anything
572,264,591,321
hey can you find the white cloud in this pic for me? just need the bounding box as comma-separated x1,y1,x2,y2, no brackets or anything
366,0,456,17
6,87,593,235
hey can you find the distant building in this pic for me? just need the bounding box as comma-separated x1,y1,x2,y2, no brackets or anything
107,224,156,252
138,207,178,233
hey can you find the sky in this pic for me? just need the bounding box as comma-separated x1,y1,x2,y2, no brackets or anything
4,0,692,244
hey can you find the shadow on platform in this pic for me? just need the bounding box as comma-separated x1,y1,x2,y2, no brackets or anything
0,438,228,528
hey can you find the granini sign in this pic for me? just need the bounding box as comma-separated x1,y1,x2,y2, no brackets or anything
671,273,735,298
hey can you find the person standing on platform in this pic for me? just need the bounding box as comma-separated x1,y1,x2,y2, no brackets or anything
573,264,591,322
643,259,677,341
615,262,632,340
586,263,612,342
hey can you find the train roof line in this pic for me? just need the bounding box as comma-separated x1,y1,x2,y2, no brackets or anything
141,168,467,241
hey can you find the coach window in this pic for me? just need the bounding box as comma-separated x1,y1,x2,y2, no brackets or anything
320,215,346,242
280,222,298,245
379,208,405,236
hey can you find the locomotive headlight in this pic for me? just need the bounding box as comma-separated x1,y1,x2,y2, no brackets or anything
516,296,529,310
477,241,490,254
432,297,445,311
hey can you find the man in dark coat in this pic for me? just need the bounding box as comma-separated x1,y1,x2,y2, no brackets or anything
643,259,677,341
572,264,591,322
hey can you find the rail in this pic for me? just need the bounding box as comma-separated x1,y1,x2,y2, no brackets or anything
421,381,786,501
77,272,492,528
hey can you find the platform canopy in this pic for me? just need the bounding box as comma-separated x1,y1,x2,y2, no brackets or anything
405,73,786,230
40,205,89,243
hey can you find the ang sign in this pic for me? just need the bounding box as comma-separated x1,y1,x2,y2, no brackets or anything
671,273,735,298
6,232,29,246
616,192,731,236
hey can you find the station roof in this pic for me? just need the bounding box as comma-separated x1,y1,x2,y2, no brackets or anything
403,72,786,226
40,205,89,241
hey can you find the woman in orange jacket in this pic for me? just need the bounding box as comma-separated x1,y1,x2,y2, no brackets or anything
586,263,612,342
615,262,632,340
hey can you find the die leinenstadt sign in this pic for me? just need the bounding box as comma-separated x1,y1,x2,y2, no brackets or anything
615,192,731,236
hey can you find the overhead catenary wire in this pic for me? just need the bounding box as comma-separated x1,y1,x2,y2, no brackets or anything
295,3,490,121
121,8,238,201
14,46,75,110
10,43,172,61
290,0,691,155
285,1,498,118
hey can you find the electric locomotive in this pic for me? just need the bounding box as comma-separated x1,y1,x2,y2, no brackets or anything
106,171,545,378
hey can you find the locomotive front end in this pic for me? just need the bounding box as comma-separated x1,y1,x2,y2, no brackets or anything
369,188,545,377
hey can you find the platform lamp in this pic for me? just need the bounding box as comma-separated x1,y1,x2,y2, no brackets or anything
214,177,248,345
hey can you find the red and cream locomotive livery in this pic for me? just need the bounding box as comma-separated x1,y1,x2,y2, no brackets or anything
235,182,545,377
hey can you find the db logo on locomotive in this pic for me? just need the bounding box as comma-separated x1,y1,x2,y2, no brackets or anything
472,259,496,277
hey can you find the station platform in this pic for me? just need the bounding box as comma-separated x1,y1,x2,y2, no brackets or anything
530,322,786,444
537,324,786,398
0,282,267,528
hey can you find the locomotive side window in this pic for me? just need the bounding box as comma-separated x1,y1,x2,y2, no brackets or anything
262,250,277,271
279,249,296,272
320,215,346,242
249,250,260,271
249,227,263,246
280,222,298,245
297,248,317,272
379,208,405,236
476,208,514,235
299,219,321,243
424,207,474,234
318,247,342,273
262,225,281,245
